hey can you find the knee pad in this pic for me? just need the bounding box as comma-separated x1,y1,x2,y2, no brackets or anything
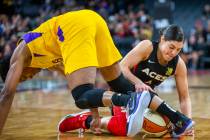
71,84,94,109
75,98,89,109
71,84,105,109
107,73,135,94
71,84,94,100
107,114,127,136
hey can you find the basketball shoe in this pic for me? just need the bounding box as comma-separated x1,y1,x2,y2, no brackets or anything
58,110,92,132
126,91,151,137
171,111,195,137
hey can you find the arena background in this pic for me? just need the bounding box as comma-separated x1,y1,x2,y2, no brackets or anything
0,0,210,139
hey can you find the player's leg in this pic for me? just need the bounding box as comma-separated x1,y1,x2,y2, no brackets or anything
61,33,149,137
59,21,111,109
104,93,194,137
148,92,194,137
58,10,150,137
95,13,135,94
58,110,92,132
58,109,127,136
58,91,194,137
66,67,107,109
61,12,147,111
95,14,150,137
99,63,135,93
107,92,194,137
99,63,152,137
99,64,151,137
61,26,142,116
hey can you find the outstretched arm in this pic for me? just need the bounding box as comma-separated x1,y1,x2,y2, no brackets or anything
175,57,192,118
0,41,30,134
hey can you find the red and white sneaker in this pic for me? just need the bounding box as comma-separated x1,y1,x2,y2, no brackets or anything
58,110,92,133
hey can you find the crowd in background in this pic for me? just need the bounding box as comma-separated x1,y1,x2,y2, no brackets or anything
180,4,210,70
0,0,209,74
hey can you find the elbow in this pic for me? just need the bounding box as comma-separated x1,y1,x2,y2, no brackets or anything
120,63,129,74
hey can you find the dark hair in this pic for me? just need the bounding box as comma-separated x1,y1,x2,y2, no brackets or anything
159,24,184,42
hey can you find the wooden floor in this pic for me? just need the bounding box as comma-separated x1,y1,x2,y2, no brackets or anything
1,74,210,140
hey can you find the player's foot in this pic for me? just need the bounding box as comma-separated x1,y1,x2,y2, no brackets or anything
58,110,92,132
171,111,195,137
126,91,151,137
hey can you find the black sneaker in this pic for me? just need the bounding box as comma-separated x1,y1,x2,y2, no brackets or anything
171,111,195,137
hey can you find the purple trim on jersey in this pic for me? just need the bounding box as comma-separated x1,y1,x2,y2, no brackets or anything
57,26,64,42
22,32,42,43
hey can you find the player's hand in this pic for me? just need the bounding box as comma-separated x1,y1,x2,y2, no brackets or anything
90,108,102,135
90,116,101,135
135,83,154,92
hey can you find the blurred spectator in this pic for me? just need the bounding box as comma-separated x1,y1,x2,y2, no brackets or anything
202,4,210,25
3,43,12,56
203,19,210,46
180,34,204,70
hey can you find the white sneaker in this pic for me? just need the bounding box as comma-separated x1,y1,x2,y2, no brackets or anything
126,91,151,137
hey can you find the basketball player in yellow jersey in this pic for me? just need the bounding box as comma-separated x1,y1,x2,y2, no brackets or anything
0,9,152,136
0,10,193,137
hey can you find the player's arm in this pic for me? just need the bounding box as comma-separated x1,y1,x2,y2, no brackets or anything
0,41,31,134
174,57,192,118
120,40,154,92
90,108,102,134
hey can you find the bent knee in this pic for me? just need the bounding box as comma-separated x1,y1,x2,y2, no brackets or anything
71,84,94,109
75,98,90,109
71,84,105,109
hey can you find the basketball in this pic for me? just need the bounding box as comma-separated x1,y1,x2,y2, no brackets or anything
142,109,171,137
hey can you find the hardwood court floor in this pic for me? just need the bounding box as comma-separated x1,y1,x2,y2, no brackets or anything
1,74,210,140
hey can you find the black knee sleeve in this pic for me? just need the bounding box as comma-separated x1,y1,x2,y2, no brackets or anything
107,73,135,94
71,84,105,109
71,84,94,100
148,91,158,107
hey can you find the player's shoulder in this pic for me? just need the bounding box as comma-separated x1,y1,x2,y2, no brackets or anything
139,39,152,46
177,56,186,67
135,40,153,57
136,40,153,50
174,56,187,75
